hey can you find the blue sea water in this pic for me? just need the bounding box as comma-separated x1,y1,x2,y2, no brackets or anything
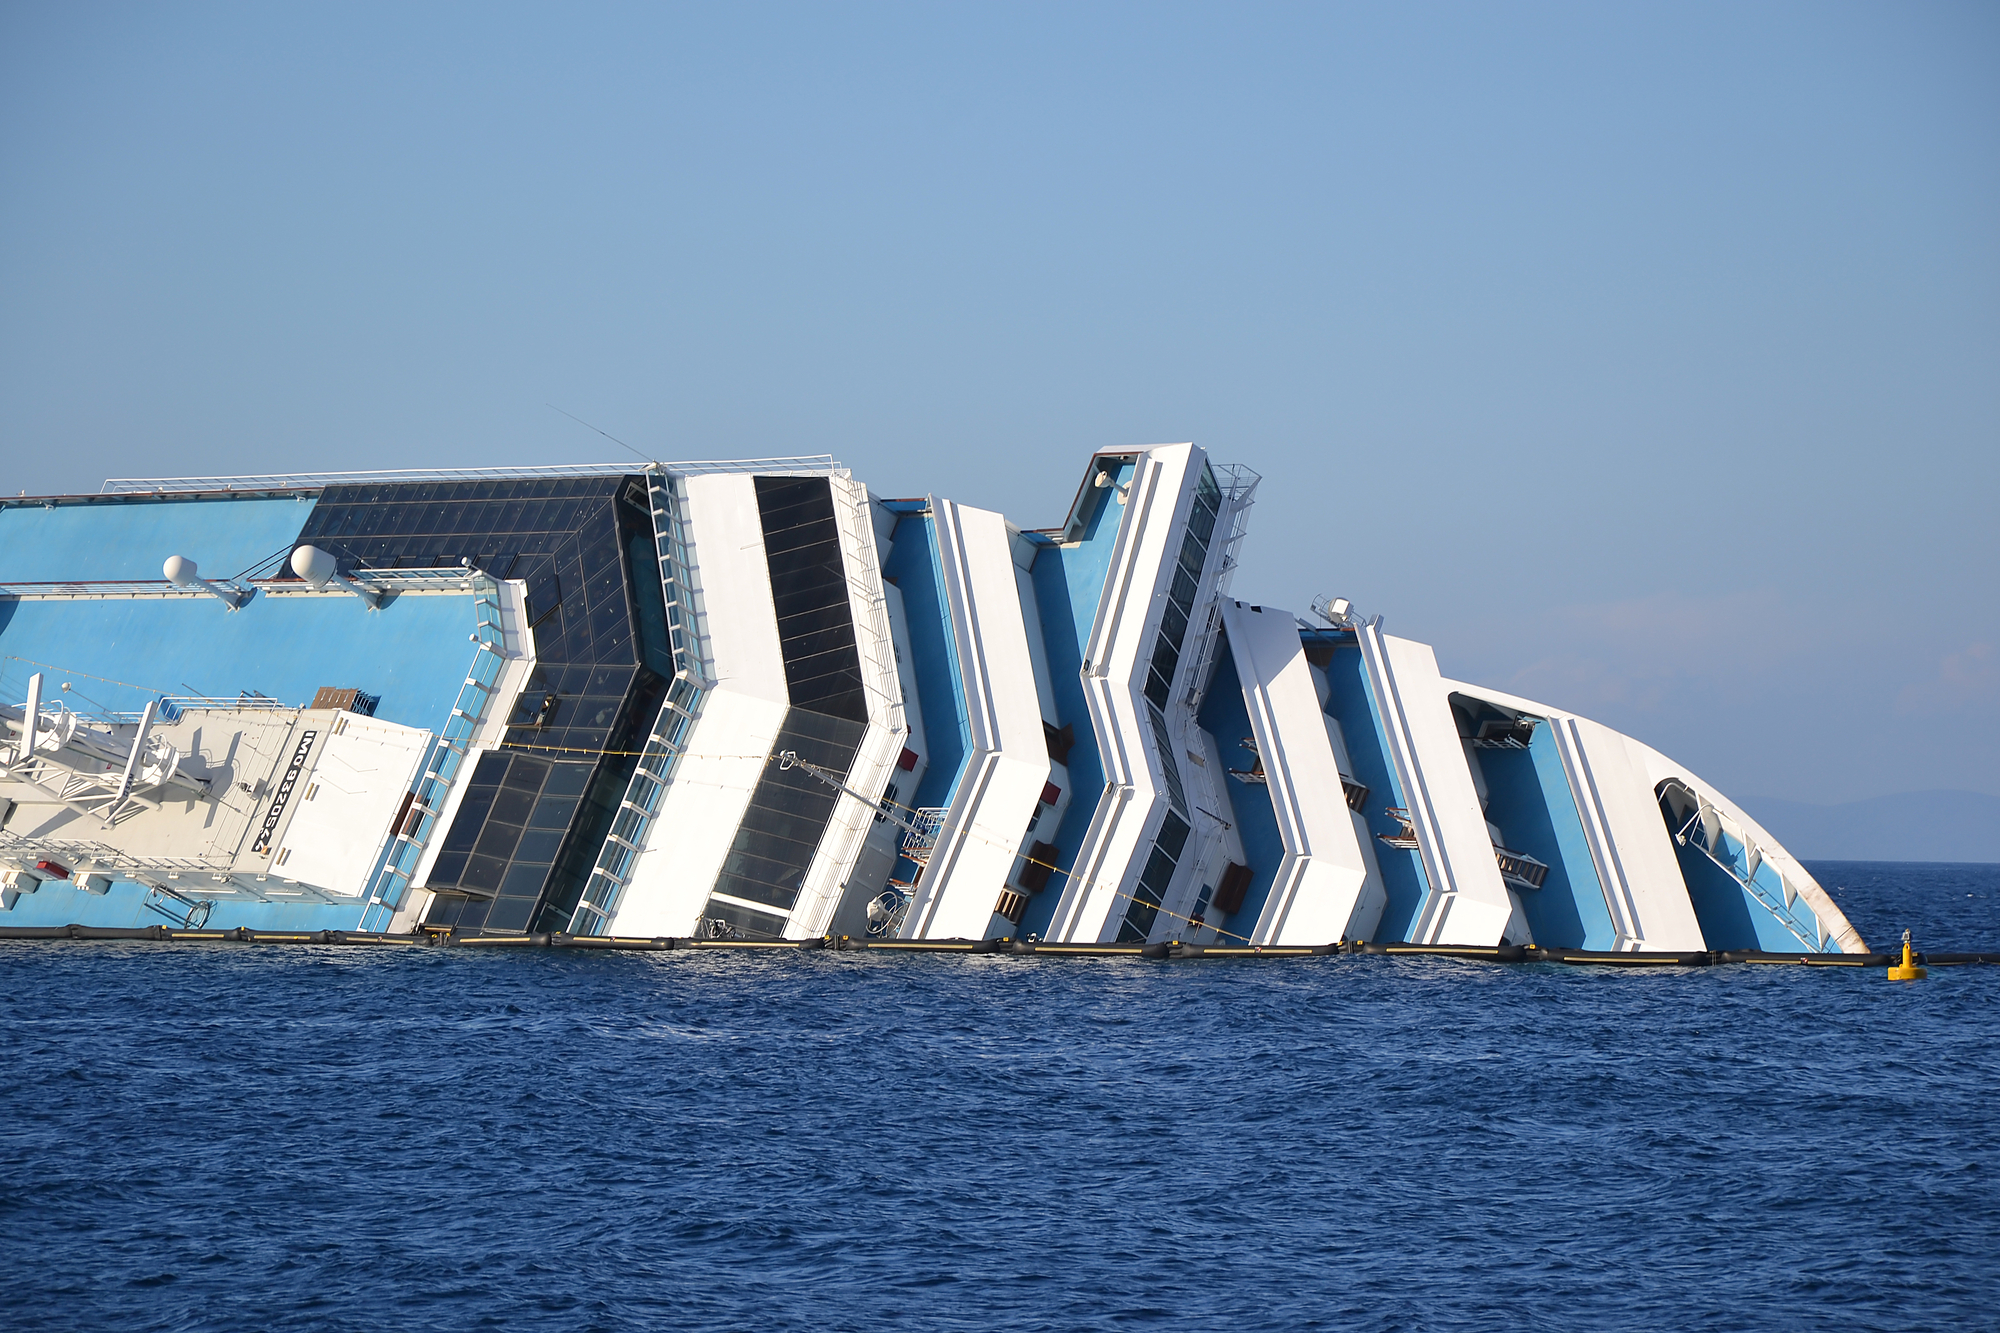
3,861,1996,1332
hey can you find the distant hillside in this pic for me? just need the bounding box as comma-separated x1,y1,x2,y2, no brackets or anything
1741,790,2000,864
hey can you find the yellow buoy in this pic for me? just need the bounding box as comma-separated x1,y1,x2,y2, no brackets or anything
1887,928,1927,981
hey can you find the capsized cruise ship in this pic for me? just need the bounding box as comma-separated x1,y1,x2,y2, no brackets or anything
0,447,1866,955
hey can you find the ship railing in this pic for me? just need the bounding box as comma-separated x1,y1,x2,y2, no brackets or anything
252,567,488,594
1493,847,1550,891
566,473,712,936
1178,463,1260,712
1377,807,1422,850
70,695,296,727
1,568,491,602
100,457,847,494
0,578,251,601
831,477,906,737
898,808,949,869
1663,783,1822,951
357,574,509,931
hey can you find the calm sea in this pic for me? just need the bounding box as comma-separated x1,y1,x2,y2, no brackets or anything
3,860,1995,1331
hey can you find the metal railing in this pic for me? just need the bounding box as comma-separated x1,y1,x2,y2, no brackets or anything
566,471,711,935
832,479,906,736
1179,462,1260,711
101,457,845,494
898,809,949,870
356,575,509,931
1667,800,1821,952
2,567,483,601
0,579,238,600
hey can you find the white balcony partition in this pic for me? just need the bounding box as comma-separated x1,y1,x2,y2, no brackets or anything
604,474,789,938
1356,625,1518,946
1222,602,1381,946
902,501,1051,939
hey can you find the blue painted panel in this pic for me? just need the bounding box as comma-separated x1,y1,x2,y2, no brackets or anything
880,513,968,814
1317,640,1429,942
1016,475,1129,940
0,495,316,582
1194,642,1286,943
1053,461,1131,652
1676,819,1825,951
1676,838,1792,950
0,591,477,734
0,879,368,932
1475,729,1615,949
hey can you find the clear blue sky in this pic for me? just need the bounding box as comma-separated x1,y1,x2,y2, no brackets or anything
3,2,1995,806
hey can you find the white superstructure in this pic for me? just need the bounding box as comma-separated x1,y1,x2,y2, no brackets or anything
0,446,1866,955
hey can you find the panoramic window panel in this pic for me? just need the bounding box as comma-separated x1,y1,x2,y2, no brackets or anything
741,789,840,840
487,783,540,828
512,829,566,864
499,861,553,900
765,538,846,580
482,894,538,934
718,844,817,885
1187,497,1218,545
711,871,807,911
778,622,862,662
542,763,597,800
735,801,838,849
1177,533,1209,579
785,645,866,687
473,820,526,861
438,788,497,856
462,854,509,895
1137,846,1178,896
771,602,856,645
527,796,581,829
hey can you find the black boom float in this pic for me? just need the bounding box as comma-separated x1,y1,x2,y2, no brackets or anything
3,924,1996,967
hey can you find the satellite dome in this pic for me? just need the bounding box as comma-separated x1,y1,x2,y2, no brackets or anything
290,544,339,587
163,555,198,585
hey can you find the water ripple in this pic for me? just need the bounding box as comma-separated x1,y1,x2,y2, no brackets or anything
1,863,1996,1330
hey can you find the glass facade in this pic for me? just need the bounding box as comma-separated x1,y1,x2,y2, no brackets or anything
290,474,673,934
1143,463,1222,710
1122,463,1224,944
699,477,868,939
1118,810,1191,943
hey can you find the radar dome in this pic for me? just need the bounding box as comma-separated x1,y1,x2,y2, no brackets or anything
163,555,199,585
290,545,338,587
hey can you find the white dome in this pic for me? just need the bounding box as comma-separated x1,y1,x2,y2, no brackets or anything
290,544,339,587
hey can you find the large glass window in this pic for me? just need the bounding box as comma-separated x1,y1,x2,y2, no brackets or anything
294,474,677,935
1118,811,1192,943
696,478,869,939
1143,465,1223,710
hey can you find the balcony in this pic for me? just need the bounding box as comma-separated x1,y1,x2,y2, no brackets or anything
1493,847,1549,891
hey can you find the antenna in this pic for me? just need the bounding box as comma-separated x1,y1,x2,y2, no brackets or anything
547,405,653,466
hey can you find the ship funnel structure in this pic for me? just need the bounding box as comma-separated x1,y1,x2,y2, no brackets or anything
290,545,382,608
162,555,249,609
